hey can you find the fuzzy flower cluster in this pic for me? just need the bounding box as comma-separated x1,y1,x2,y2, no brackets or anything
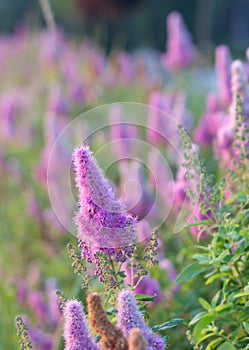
162,11,196,71
63,299,100,350
62,292,165,350
195,45,249,166
73,145,136,262
117,290,165,350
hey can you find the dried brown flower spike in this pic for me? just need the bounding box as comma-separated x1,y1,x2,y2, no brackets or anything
128,328,148,350
87,293,128,350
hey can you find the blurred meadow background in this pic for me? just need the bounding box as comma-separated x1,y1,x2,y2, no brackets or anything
1,0,249,349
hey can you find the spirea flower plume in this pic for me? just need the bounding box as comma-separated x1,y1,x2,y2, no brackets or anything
63,299,100,350
73,145,136,262
162,11,196,71
117,290,166,350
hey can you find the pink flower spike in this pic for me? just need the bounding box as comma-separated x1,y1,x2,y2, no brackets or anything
162,11,196,71
73,145,136,261
117,290,165,350
63,299,100,350
215,45,232,107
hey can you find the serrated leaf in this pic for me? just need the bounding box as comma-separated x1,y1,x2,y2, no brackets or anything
152,318,184,332
176,262,210,283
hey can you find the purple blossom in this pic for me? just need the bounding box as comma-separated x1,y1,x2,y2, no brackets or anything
215,45,232,107
73,145,136,261
46,84,69,117
40,28,65,65
159,258,181,293
215,60,249,162
35,84,70,187
136,220,151,244
147,91,173,145
27,323,54,350
109,104,138,159
172,166,188,211
27,291,48,325
172,90,193,130
63,299,100,350
22,316,54,350
194,93,225,146
189,189,217,239
117,52,134,85
117,290,166,350
0,90,27,141
147,149,174,213
119,161,155,220
162,11,196,71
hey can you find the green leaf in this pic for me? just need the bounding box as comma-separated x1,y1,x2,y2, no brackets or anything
189,311,207,326
215,303,233,313
243,322,249,335
152,318,184,332
193,314,216,339
206,273,229,285
206,337,224,349
233,291,249,298
163,336,170,346
118,271,126,278
193,254,210,265
135,294,156,302
185,220,213,228
176,262,211,283
140,310,150,322
211,290,221,308
217,341,236,350
196,332,217,344
198,297,211,311
106,309,117,316
225,192,248,205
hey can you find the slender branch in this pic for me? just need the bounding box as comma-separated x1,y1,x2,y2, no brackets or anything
39,0,56,32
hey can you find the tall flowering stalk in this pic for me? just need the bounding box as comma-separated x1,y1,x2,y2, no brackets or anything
73,145,136,263
63,299,100,350
162,11,196,71
117,290,166,350
215,45,232,107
